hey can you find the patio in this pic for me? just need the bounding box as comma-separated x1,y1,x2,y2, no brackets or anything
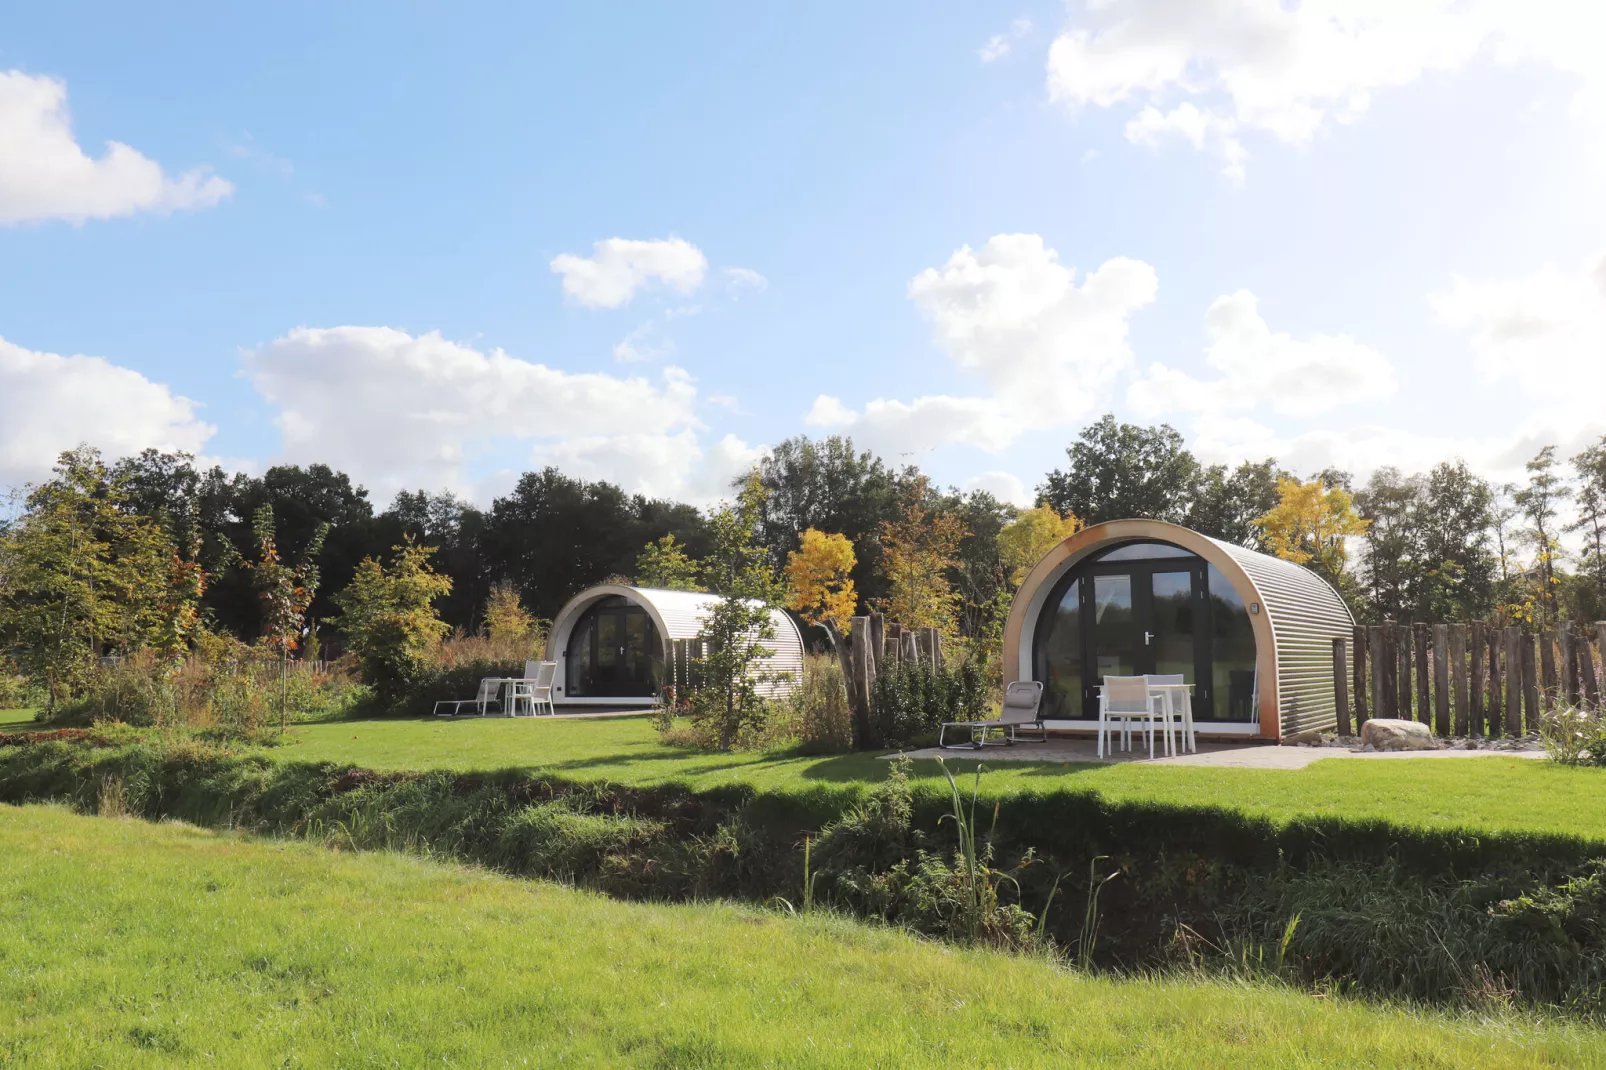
892,738,1547,770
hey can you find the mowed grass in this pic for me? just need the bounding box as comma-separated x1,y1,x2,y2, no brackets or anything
0,707,38,729
1,805,1601,1068
274,714,1606,840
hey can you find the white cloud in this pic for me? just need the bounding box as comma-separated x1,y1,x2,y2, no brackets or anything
612,320,674,363
538,431,763,505
1129,290,1396,420
979,18,1033,62
0,70,233,225
549,237,708,309
1047,0,1606,178
723,266,768,295
816,234,1156,456
242,326,710,500
964,470,1033,507
0,336,214,487
1430,253,1606,405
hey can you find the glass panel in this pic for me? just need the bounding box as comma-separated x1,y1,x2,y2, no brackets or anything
1092,574,1136,686
595,611,622,689
1149,570,1195,680
1037,579,1082,718
567,613,597,697
1095,541,1197,562
1206,564,1257,721
622,612,651,685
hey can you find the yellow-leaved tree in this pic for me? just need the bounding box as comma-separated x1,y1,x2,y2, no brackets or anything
785,528,858,633
996,505,1081,587
1253,477,1368,597
483,580,539,647
877,478,967,635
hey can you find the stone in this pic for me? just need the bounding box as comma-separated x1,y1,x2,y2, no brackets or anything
1285,730,1324,746
1359,718,1440,751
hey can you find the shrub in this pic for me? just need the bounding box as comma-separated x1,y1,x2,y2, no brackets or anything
1540,705,1606,766
869,657,989,748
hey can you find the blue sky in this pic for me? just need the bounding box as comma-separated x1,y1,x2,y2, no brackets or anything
4,1,1605,507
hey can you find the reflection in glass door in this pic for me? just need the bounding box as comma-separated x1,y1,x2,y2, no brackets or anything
1092,575,1136,685
1148,570,1196,681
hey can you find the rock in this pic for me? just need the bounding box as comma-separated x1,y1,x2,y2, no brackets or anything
1463,739,1478,750
1359,718,1440,751
1285,729,1324,746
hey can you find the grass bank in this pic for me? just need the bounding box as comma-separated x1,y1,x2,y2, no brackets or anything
2,804,1601,1068
275,714,1606,840
8,732,1606,1017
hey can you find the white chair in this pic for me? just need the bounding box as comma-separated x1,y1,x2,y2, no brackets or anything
434,677,502,718
1096,676,1167,759
1144,673,1194,754
510,661,558,717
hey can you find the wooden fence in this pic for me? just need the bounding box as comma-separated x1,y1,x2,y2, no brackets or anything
828,612,945,748
1331,620,1606,737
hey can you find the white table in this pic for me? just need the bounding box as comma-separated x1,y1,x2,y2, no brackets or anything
1150,683,1196,754
479,677,533,716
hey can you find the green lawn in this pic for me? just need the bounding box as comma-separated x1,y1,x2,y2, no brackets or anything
0,707,38,729
1,804,1599,1067
272,714,1606,840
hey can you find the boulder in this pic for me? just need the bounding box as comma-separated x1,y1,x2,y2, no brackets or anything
1359,718,1439,751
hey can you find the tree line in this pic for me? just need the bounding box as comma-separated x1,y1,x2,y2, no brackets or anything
4,415,1605,708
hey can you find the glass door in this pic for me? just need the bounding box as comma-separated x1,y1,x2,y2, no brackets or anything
1076,562,1207,718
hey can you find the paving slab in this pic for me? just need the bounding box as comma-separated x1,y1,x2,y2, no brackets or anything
886,737,1546,769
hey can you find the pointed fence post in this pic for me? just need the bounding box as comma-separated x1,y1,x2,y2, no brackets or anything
1504,627,1523,737
849,616,874,749
1487,627,1503,738
1561,623,1580,708
1540,630,1559,711
1334,637,1351,737
1352,626,1368,725
1396,625,1413,721
1521,633,1540,735
1432,624,1450,736
1583,626,1602,709
1414,622,1430,724
1469,621,1485,736
1449,623,1469,737
869,613,886,675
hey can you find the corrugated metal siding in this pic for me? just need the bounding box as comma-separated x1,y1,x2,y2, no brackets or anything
629,588,803,698
1207,542,1354,737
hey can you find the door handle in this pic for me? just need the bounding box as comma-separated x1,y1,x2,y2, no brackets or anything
1144,631,1154,645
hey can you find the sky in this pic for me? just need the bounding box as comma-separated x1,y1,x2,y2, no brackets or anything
4,1,1606,511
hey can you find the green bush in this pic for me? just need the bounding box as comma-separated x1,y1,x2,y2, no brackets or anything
869,658,988,747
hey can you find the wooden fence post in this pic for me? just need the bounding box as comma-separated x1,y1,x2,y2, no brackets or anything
1414,622,1430,724
1540,630,1558,710
1334,637,1351,736
1561,623,1579,708
1353,626,1368,725
1448,624,1467,736
1432,624,1450,735
869,613,886,674
1369,626,1386,719
1504,627,1523,737
849,616,874,748
1469,621,1485,736
1584,625,1603,709
922,628,943,674
1382,623,1399,718
901,630,919,666
1396,624,1413,722
1522,634,1540,734
1487,627,1504,738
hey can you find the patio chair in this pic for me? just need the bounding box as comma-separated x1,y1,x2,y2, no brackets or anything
510,661,557,717
938,680,1046,749
1096,676,1166,759
1143,673,1191,755
434,676,502,718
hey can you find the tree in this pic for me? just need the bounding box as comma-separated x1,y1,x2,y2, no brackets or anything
750,435,905,608
0,447,176,710
996,506,1080,587
1354,467,1423,622
1513,445,1572,628
1570,435,1606,621
483,580,539,646
1186,459,1284,548
877,476,967,634
333,540,452,705
1417,461,1496,620
785,528,858,634
246,505,328,730
694,472,784,750
1038,415,1203,525
635,534,703,591
1254,476,1369,604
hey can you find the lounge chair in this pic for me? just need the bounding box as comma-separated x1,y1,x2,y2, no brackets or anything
939,681,1046,749
434,676,503,718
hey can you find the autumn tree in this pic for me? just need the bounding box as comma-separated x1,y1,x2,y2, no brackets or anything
996,505,1081,587
334,540,452,705
877,477,967,635
483,580,541,650
635,533,703,591
1254,476,1368,607
785,528,858,635
245,505,328,730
